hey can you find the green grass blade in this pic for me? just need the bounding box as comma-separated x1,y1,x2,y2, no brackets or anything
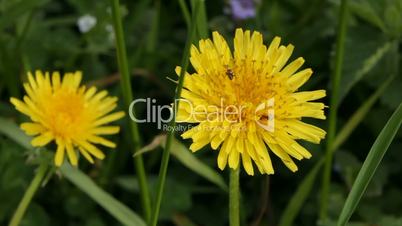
321,0,350,220
109,0,151,220
170,138,228,191
61,164,146,226
337,102,402,226
332,75,394,152
150,1,201,225
278,159,324,226
178,0,191,29
196,0,208,39
190,0,208,39
0,117,31,149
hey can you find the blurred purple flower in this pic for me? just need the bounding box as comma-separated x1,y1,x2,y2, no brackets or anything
230,0,256,20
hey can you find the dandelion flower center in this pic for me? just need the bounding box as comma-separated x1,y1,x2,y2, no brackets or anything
47,91,85,137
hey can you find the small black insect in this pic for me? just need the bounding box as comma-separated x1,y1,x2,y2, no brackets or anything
226,69,235,80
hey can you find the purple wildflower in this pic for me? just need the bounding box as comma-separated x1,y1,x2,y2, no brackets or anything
230,0,256,20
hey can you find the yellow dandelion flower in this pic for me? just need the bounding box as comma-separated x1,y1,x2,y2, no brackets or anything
177,29,326,175
10,71,125,167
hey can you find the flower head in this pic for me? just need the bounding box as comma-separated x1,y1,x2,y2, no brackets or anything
177,29,326,175
10,71,125,167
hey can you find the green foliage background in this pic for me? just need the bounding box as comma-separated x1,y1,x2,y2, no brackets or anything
0,0,401,225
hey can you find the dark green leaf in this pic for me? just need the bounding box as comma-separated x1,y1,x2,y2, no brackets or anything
338,25,390,102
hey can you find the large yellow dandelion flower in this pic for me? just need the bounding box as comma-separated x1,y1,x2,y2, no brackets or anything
10,71,125,167
177,29,326,175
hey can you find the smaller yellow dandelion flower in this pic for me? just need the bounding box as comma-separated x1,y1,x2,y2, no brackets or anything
10,71,125,167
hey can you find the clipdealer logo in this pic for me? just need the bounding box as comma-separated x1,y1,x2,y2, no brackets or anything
128,98,275,132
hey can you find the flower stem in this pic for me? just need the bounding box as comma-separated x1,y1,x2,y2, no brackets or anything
149,1,200,226
109,0,151,222
8,162,48,226
229,168,240,226
320,0,349,221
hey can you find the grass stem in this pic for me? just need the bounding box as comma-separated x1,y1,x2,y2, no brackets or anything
320,0,349,221
149,2,200,226
109,0,151,222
